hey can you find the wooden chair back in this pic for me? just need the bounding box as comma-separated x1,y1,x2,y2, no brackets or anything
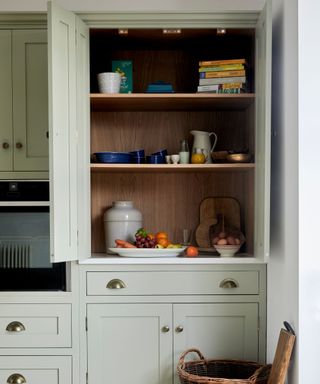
267,322,296,384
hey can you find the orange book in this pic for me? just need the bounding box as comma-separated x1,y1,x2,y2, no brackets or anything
199,69,245,79
199,58,246,66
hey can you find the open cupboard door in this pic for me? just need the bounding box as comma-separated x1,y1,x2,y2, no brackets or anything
48,1,90,262
254,0,272,262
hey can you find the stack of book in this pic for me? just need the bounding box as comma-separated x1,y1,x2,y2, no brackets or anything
197,58,246,93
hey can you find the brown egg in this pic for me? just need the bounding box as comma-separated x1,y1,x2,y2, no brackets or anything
234,238,241,245
218,231,227,239
226,236,236,245
217,238,228,245
212,237,220,245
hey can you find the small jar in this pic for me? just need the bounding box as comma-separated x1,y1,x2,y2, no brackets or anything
104,201,142,253
191,148,206,164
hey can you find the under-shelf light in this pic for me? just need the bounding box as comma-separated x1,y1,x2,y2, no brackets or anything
118,29,128,35
217,28,227,35
162,28,181,35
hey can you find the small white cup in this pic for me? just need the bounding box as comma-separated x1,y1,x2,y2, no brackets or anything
171,154,180,164
165,155,171,164
97,72,121,93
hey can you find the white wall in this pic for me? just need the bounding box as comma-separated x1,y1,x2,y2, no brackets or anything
268,0,299,381
298,0,320,382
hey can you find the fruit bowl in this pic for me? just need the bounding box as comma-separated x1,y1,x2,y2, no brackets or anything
214,244,241,257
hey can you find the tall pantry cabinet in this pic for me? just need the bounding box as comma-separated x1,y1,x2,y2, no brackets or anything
47,2,271,384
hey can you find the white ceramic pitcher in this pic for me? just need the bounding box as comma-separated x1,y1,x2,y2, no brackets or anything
190,130,218,164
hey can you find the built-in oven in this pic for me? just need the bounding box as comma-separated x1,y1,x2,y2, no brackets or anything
0,181,66,291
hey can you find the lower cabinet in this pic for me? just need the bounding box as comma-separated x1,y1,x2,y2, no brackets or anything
83,265,266,384
0,356,72,384
87,302,259,384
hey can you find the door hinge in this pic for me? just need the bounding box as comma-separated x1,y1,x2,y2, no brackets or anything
85,316,88,331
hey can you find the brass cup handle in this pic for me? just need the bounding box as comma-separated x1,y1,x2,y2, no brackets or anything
7,373,26,384
6,321,26,332
175,325,184,333
106,279,126,289
161,326,170,333
15,142,23,149
2,142,9,149
219,278,239,289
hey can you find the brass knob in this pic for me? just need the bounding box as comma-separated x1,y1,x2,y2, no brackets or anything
161,326,170,333
2,142,9,149
175,325,184,333
15,142,23,149
106,279,126,289
6,321,26,332
219,278,239,289
7,373,26,384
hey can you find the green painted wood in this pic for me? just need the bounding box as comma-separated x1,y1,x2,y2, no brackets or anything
12,29,48,171
76,16,91,261
48,1,78,263
0,30,13,171
254,0,272,262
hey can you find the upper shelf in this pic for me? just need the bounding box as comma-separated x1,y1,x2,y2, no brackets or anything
90,93,255,112
91,163,255,173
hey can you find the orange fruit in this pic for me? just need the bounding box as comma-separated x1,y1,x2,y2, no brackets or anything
147,233,155,240
155,231,168,240
157,238,170,248
185,246,199,257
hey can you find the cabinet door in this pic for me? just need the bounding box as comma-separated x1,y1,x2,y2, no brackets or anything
255,0,272,261
0,356,71,384
12,30,48,171
173,303,259,384
48,1,78,262
0,30,13,171
87,304,172,384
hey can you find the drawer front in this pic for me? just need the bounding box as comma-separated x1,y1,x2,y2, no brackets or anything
87,271,259,296
0,356,71,384
0,304,71,348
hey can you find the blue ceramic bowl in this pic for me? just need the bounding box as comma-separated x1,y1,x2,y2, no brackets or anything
95,152,132,164
132,156,146,164
152,149,168,157
130,149,145,158
146,154,165,164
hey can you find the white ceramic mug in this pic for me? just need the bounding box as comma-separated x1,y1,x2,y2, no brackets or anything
97,72,121,93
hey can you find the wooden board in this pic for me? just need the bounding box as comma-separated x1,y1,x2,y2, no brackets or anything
268,327,296,384
195,197,241,248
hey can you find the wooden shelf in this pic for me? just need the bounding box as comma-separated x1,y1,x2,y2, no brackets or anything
91,163,255,173
90,93,255,111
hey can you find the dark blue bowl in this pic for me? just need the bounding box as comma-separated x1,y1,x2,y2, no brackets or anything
95,152,132,164
132,156,146,164
152,149,168,157
130,149,145,158
146,154,165,164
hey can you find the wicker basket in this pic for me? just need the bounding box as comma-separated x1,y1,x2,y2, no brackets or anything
177,349,272,384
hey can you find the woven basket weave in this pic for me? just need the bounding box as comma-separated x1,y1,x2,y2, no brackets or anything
177,349,271,384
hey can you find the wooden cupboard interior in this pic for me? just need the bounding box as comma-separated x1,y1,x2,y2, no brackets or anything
89,28,256,256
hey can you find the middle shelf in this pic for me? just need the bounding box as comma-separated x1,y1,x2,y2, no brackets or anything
91,163,255,173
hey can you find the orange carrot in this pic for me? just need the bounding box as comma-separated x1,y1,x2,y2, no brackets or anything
115,239,136,248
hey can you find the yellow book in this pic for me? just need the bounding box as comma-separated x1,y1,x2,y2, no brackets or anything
199,58,246,66
199,70,246,79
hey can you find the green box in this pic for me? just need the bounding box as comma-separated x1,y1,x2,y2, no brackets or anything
112,60,133,93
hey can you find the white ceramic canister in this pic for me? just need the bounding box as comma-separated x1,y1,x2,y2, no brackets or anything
104,201,142,253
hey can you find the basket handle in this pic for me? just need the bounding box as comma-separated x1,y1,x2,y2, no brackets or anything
178,348,205,367
248,364,272,380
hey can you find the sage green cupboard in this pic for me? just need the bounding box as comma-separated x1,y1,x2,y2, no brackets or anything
0,29,48,176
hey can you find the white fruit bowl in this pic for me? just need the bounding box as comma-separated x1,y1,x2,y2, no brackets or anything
214,244,241,257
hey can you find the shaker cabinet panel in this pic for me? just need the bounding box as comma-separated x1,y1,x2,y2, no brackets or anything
12,30,48,171
87,303,172,384
0,29,48,174
0,30,13,172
